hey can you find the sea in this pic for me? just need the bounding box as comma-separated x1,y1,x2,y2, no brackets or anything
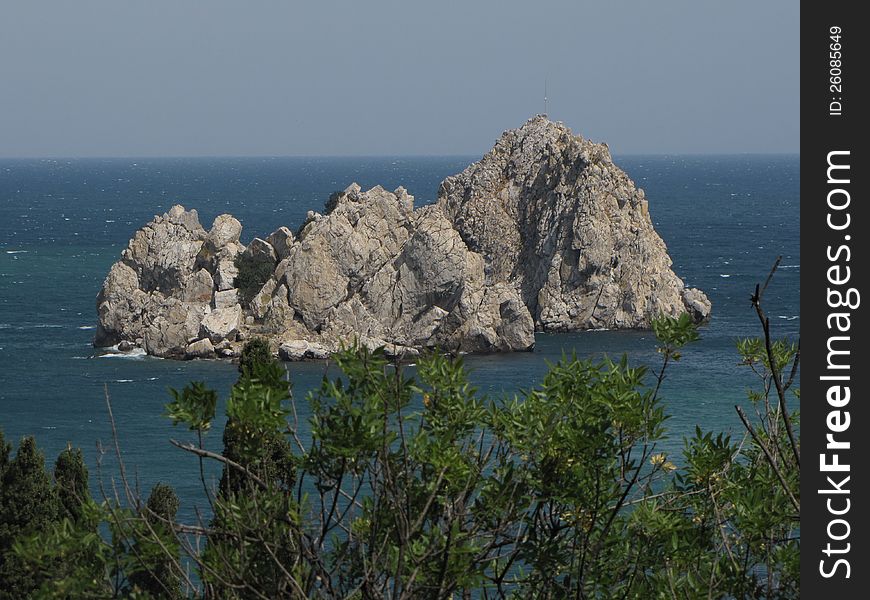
0,155,799,523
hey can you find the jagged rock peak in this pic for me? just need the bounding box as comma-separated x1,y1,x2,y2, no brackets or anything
437,115,710,330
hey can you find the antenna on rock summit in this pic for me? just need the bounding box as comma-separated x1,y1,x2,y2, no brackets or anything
544,79,548,117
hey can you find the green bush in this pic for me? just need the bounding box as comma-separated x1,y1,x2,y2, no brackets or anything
233,253,274,304
2,282,799,598
0,437,58,598
54,447,89,523
237,337,274,376
126,483,183,599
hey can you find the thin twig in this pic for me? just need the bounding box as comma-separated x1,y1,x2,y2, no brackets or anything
750,257,800,468
735,405,799,512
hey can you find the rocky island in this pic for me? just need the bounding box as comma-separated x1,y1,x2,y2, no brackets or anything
94,116,711,360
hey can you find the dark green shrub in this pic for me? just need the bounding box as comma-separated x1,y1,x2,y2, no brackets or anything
238,337,274,376
0,437,58,598
234,253,274,304
3,270,800,598
323,189,345,215
126,483,183,599
54,447,89,523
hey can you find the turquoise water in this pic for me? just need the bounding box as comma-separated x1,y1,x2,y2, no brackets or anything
0,155,799,522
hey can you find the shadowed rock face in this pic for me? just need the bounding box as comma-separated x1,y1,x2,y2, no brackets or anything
95,117,709,360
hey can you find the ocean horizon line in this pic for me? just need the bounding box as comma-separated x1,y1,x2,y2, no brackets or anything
0,151,801,162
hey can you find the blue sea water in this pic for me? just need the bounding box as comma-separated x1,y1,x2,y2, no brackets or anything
0,155,799,523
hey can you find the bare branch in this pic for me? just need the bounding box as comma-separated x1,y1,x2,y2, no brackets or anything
735,406,799,512
749,257,800,468
169,439,269,490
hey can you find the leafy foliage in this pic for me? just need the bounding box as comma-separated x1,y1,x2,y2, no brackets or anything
205,341,299,598
233,253,274,304
126,483,184,599
237,337,273,376
0,430,10,472
0,437,58,598
652,311,700,355
54,446,89,522
1,297,800,598
13,499,115,599
166,381,218,432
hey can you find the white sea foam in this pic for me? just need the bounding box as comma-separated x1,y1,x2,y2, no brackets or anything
77,325,96,330
5,250,28,254
99,347,148,359
114,379,134,383
719,274,731,278
780,264,800,269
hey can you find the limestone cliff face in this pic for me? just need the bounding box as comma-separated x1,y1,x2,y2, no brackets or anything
94,206,245,358
95,117,709,360
438,116,709,330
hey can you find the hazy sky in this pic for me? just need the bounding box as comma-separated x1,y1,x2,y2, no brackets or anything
0,1,799,157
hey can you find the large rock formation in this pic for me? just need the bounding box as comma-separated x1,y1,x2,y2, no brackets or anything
95,117,709,360
438,115,708,330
